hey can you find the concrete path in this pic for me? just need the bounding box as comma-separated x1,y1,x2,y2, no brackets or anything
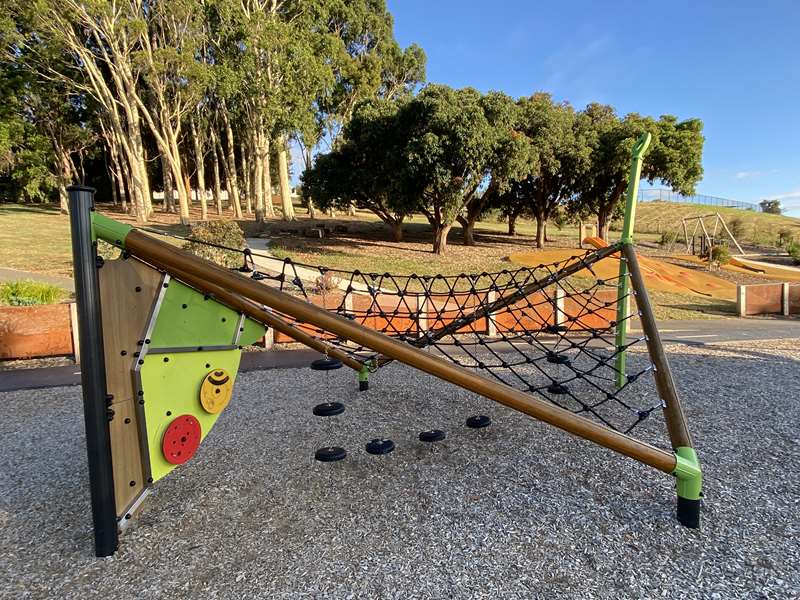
0,267,74,291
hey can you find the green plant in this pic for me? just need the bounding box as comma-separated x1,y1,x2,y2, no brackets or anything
182,220,246,268
0,280,65,306
777,228,794,247
710,244,731,266
788,241,800,265
659,231,678,247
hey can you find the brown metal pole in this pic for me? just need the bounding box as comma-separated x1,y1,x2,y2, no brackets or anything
124,230,676,474
622,244,693,449
163,263,366,373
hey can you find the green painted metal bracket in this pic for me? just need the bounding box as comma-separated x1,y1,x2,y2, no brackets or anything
91,212,132,248
673,446,703,501
614,132,652,388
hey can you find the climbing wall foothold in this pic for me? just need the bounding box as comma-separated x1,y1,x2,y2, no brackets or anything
199,369,234,414
162,415,202,465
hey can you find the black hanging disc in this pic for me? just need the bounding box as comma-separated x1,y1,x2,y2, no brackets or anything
312,402,345,417
419,429,446,443
544,324,568,334
365,439,395,455
466,415,491,429
310,357,343,371
547,382,569,395
546,352,571,365
314,446,347,462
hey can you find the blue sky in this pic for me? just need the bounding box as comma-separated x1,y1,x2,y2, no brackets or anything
386,0,800,216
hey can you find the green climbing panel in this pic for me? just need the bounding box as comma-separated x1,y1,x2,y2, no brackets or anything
140,278,266,481
149,279,265,348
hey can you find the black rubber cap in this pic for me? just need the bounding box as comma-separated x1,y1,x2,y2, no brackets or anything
312,402,345,417
546,352,571,365
466,415,491,429
365,439,395,455
310,358,343,371
419,429,446,443
314,446,347,462
677,496,701,529
359,379,369,392
547,383,569,395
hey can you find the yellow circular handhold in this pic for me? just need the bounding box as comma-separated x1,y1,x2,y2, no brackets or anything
199,369,234,414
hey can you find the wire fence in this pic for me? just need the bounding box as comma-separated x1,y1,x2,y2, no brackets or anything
638,188,762,212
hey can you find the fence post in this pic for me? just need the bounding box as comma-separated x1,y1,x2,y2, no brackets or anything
67,185,119,557
737,285,747,317
782,283,790,317
486,290,497,337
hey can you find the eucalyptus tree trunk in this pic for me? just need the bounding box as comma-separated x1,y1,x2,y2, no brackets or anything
220,108,243,219
189,117,208,221
240,140,252,216
277,135,295,221
209,128,223,216
160,153,174,213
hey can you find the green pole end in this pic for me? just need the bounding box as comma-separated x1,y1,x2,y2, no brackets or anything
673,446,702,500
91,212,133,249
358,365,370,392
673,446,703,529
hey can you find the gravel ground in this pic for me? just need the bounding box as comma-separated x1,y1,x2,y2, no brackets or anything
1,340,799,599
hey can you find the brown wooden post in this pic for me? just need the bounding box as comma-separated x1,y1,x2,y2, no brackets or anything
622,244,692,449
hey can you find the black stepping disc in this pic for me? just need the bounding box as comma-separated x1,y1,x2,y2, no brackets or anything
547,383,569,395
546,352,571,365
312,402,345,417
310,358,343,371
365,439,395,455
466,415,491,429
419,429,446,443
314,446,347,462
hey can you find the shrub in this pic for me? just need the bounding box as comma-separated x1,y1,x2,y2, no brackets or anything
659,231,678,247
710,244,730,267
0,280,65,306
788,241,800,265
728,217,745,240
182,220,246,268
777,228,794,247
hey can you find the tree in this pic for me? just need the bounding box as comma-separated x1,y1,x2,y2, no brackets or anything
302,98,414,241
455,91,529,245
497,93,590,248
575,106,704,240
759,199,782,214
403,85,504,254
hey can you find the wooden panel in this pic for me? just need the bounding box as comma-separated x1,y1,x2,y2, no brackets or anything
0,304,71,359
108,400,147,515
98,257,162,516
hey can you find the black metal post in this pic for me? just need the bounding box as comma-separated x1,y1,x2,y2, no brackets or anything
68,185,118,557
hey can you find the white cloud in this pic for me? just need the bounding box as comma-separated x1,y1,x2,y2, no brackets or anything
735,169,778,180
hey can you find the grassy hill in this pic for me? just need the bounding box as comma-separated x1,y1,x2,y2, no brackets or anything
632,201,800,247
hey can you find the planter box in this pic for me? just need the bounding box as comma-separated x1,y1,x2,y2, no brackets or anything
0,304,74,359
737,282,800,317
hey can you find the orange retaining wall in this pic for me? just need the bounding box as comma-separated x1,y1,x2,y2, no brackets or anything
0,304,74,359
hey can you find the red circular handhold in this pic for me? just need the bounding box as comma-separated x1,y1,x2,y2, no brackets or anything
161,414,202,465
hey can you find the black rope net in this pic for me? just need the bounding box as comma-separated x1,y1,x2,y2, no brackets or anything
140,227,664,434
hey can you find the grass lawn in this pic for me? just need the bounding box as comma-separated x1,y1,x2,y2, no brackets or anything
0,204,73,276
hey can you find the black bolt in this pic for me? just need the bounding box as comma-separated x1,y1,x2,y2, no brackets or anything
120,350,127,356
124,418,131,424
163,357,169,363
135,286,142,292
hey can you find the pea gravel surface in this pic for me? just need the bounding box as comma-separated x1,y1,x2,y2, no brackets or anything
1,340,799,599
